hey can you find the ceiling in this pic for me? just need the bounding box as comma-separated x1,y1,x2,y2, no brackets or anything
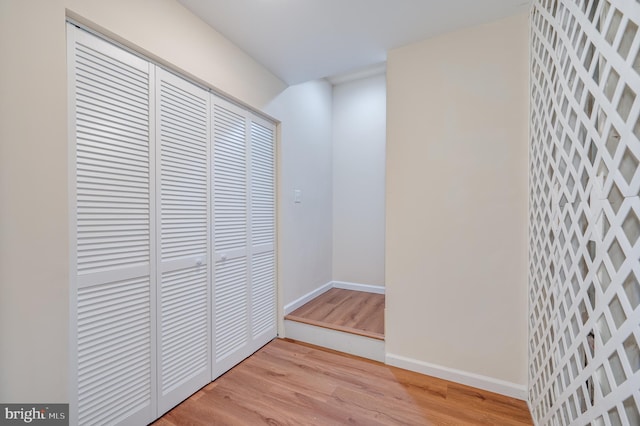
177,0,531,85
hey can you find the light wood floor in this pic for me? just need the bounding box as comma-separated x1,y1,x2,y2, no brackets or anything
285,288,385,340
155,339,532,426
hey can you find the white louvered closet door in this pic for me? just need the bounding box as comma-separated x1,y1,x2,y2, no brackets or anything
211,97,250,378
248,116,277,348
155,69,211,415
68,24,156,426
70,23,277,423
211,96,276,379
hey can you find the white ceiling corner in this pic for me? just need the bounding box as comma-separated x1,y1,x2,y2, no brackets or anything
177,0,531,85
326,62,386,86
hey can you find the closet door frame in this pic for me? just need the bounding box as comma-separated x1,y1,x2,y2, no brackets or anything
68,21,278,424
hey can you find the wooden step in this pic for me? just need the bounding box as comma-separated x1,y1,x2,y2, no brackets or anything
284,288,385,340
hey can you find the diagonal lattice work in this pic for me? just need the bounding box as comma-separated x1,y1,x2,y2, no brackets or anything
529,0,640,425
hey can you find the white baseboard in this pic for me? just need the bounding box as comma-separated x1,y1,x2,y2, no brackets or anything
282,283,528,404
284,320,385,362
283,281,333,315
332,281,385,294
385,353,527,400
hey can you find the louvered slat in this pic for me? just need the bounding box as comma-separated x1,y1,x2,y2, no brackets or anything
213,103,247,254
160,267,208,393
159,78,208,262
71,26,154,426
251,251,275,337
75,39,150,275
214,256,248,360
250,121,275,248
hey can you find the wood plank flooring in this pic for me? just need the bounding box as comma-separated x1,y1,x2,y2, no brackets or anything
285,288,385,340
154,339,532,426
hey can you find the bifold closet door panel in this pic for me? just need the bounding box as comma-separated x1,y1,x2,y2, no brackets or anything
211,97,251,378
211,96,277,379
68,24,156,426
155,69,211,415
248,117,277,346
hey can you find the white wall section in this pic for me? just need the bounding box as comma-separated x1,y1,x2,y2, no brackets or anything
265,81,334,319
332,74,386,286
385,13,529,388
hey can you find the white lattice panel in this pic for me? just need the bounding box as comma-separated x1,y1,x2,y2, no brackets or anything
529,1,640,425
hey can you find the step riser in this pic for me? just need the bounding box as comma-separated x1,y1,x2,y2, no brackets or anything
283,320,385,362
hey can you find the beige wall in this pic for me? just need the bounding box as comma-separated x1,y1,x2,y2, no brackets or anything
0,0,284,402
0,0,69,402
332,74,386,286
385,13,529,387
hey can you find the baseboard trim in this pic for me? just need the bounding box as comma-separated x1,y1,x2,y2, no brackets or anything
385,353,527,400
332,281,385,294
283,281,333,315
